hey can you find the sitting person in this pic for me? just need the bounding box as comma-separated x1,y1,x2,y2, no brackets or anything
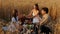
11,9,18,23
8,9,19,34
27,3,41,34
40,7,52,34
25,20,34,34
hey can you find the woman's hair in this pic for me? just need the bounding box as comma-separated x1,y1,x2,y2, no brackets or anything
35,3,41,15
13,9,18,21
35,3,39,10
42,7,48,13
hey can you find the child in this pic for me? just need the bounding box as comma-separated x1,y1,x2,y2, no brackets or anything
25,20,34,34
40,7,52,34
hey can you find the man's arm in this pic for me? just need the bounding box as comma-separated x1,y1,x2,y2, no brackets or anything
40,15,48,25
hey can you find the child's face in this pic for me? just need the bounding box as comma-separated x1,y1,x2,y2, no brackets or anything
41,10,46,15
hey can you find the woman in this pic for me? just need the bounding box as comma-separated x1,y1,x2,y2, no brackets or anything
27,3,41,34
8,9,19,34
12,9,19,28
28,3,41,23
12,9,18,23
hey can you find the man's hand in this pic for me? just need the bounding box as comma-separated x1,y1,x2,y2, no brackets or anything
40,22,43,26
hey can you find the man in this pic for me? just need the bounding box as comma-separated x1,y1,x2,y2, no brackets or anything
40,7,52,34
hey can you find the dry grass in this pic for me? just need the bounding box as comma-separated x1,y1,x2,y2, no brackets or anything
0,0,60,34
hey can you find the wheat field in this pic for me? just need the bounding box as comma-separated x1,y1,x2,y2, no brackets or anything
0,0,60,34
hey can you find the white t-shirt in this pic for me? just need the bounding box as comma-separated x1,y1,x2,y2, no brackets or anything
12,16,18,23
33,16,41,24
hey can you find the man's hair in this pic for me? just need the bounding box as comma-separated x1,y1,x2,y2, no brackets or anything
42,7,48,13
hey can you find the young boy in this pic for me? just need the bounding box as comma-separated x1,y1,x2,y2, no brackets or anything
40,7,52,34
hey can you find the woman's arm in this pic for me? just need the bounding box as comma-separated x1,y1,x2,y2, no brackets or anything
26,10,33,18
28,11,33,16
28,10,33,16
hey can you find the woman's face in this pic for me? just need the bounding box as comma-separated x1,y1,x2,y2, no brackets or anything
34,5,36,9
